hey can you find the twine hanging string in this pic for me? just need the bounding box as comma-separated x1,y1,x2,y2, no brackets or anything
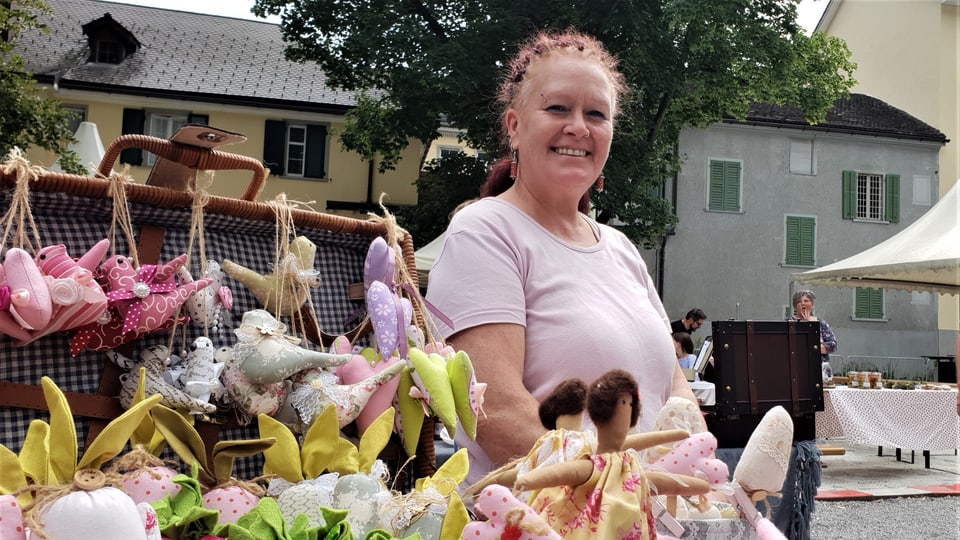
164,172,214,352
267,194,321,339
104,166,141,268
366,194,451,347
0,147,46,253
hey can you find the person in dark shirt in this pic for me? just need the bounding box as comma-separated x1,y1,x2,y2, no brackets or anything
670,308,706,334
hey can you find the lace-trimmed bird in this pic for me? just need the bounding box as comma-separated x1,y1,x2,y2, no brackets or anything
222,236,319,316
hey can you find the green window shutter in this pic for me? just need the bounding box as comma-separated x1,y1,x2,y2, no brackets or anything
724,161,741,211
842,170,856,219
785,216,815,266
708,160,740,211
799,217,816,265
304,124,328,179
708,160,725,210
119,108,145,166
885,174,900,223
855,287,884,319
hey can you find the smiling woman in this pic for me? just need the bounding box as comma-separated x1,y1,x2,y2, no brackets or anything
425,29,704,486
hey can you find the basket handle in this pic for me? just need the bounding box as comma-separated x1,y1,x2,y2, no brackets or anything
98,133,267,201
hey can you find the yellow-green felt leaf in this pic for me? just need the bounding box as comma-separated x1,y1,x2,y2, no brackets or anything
152,405,212,483
258,415,304,482
19,420,50,486
129,368,159,451
0,445,27,499
396,366,425,458
358,407,394,474
439,491,469,540
447,351,478,440
79,393,162,470
301,405,340,478
211,438,276,485
422,448,468,496
326,437,359,475
408,349,457,437
41,377,77,484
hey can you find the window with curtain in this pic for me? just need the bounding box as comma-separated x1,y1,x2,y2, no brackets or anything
263,120,329,180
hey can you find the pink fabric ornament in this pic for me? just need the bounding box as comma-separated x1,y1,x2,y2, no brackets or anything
333,336,402,434
461,484,560,540
3,247,52,330
0,264,33,342
70,254,210,356
0,494,26,539
654,432,729,487
20,241,110,343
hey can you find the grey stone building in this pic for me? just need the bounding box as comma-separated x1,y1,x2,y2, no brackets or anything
655,94,948,379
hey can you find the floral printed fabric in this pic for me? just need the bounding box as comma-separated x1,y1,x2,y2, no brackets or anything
529,450,656,539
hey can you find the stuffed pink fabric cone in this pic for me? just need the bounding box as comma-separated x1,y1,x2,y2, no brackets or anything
462,484,560,540
0,494,26,539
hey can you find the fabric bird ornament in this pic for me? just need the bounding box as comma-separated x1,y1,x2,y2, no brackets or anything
69,253,211,356
219,344,290,420
332,336,403,434
174,336,227,404
24,240,111,342
222,235,319,316
378,448,470,539
231,309,351,384
177,260,233,333
108,345,218,415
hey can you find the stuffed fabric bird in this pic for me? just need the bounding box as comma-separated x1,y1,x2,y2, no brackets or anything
177,260,233,333
109,345,217,415
231,309,351,384
222,236,319,316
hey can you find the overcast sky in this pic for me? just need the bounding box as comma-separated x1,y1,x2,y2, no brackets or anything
107,0,829,33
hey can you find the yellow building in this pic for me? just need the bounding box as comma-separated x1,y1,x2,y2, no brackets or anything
16,0,424,217
816,0,959,347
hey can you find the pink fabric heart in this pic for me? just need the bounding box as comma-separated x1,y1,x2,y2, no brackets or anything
3,247,52,331
463,484,561,540
655,432,729,486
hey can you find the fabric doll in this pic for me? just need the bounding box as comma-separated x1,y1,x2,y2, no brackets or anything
514,370,710,540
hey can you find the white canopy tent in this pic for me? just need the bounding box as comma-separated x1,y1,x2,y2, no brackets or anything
414,233,445,288
51,121,108,174
791,181,960,296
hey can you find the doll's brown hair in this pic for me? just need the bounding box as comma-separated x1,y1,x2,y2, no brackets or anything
538,378,588,430
586,369,640,428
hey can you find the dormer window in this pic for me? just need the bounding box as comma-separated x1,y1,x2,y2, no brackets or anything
94,40,124,64
82,13,140,65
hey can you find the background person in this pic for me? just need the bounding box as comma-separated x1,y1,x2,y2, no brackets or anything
787,289,838,381
671,308,707,334
672,331,698,377
426,29,703,485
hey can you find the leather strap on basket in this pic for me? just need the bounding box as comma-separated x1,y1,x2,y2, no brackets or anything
787,321,801,416
746,321,759,415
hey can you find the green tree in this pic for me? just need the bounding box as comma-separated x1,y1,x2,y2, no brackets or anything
254,0,855,247
1,0,83,173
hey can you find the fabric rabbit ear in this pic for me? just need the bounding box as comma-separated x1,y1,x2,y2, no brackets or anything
363,237,396,290
0,446,28,506
733,405,794,493
396,366,425,457
417,448,468,497
366,281,401,356
407,348,458,438
258,414,307,483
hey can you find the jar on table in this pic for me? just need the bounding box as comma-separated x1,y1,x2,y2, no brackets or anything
847,371,859,388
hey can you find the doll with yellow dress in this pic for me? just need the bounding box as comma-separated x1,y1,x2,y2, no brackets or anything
514,370,710,539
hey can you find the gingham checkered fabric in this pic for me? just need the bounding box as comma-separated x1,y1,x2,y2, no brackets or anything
1,189,378,479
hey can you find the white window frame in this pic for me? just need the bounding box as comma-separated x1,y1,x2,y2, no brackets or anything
856,172,885,222
789,139,815,175
438,146,461,160
144,111,189,166
284,124,307,177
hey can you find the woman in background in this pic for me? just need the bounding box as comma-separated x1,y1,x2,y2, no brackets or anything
788,289,838,381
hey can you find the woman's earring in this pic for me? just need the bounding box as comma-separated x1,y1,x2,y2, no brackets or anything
595,174,605,192
510,149,519,180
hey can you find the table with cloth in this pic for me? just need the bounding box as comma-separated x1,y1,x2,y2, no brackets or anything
815,386,960,467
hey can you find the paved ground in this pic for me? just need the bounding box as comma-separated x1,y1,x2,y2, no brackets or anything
816,439,960,499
